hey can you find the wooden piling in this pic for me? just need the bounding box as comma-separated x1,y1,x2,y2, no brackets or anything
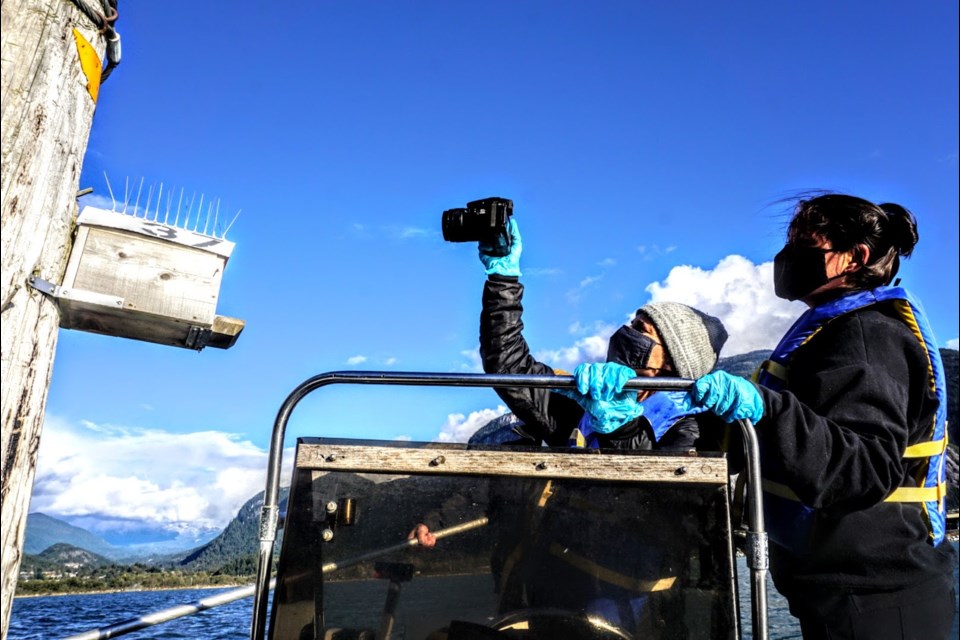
1,2,108,636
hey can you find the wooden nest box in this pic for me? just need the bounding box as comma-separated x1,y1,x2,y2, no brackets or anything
49,206,245,350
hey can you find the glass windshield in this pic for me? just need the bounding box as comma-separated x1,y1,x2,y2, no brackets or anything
270,440,738,640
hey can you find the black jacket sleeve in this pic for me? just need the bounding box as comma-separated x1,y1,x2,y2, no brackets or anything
756,306,939,515
479,275,585,446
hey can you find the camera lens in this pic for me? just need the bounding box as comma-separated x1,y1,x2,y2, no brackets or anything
442,208,471,242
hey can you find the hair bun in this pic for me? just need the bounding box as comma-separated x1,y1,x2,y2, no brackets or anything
878,203,919,257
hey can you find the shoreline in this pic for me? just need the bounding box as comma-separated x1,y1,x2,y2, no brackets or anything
14,582,252,600
15,537,958,600
15,571,499,599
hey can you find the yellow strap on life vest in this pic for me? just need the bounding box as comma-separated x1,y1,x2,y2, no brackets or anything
890,300,938,398
885,483,947,503
568,428,587,449
760,433,946,505
763,479,946,504
548,543,677,592
761,479,801,501
758,298,948,521
757,359,789,383
903,436,947,458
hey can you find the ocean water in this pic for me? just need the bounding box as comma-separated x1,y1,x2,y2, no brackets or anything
10,545,959,640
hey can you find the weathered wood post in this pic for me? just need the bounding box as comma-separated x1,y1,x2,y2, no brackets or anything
1,1,115,635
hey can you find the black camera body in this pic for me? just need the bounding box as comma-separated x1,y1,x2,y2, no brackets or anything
441,197,514,257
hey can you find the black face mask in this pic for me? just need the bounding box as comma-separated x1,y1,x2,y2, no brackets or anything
606,325,659,371
773,244,835,301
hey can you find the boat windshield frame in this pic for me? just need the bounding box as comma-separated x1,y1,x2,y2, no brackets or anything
249,371,768,640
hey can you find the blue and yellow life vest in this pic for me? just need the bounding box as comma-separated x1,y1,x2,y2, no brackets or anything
569,391,706,449
755,286,948,551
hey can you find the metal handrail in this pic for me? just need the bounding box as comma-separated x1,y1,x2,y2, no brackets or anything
62,580,276,640
249,371,768,640
738,408,768,639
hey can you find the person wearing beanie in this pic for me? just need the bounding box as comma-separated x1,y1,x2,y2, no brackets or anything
471,220,730,450
411,219,733,636
638,302,729,381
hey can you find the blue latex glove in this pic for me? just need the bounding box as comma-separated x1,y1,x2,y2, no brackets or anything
556,362,644,434
573,361,635,400
479,219,522,277
681,371,764,424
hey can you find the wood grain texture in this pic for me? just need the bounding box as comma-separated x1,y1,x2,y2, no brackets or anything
296,443,728,485
1,2,104,633
69,226,224,323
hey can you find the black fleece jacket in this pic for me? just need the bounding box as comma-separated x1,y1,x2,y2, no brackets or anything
755,301,954,609
479,275,718,450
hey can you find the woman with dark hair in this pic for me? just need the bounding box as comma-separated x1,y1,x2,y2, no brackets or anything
683,193,954,639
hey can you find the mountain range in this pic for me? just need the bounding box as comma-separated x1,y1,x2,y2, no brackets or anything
21,349,958,576
23,512,221,562
24,513,120,559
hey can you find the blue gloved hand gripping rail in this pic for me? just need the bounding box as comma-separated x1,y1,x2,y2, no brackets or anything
249,371,769,640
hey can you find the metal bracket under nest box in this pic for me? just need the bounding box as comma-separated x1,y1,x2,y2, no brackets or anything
29,276,124,308
28,276,233,351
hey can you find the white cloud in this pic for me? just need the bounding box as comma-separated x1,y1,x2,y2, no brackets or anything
645,255,805,355
79,193,116,211
400,227,431,239
499,256,802,371
459,349,483,373
534,322,616,371
79,194,144,219
566,274,604,303
570,320,619,337
946,338,959,350
346,355,368,365
460,319,618,373
636,245,677,261
436,406,509,443
524,267,563,277
30,416,292,535
383,357,398,366
567,321,586,334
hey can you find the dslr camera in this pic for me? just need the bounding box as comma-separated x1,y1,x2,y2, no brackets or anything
441,197,514,257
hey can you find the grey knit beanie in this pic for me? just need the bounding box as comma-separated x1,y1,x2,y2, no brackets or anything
637,302,728,379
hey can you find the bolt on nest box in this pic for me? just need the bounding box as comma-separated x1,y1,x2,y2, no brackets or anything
32,200,245,350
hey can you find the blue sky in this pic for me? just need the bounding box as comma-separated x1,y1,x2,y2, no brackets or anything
30,1,959,543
